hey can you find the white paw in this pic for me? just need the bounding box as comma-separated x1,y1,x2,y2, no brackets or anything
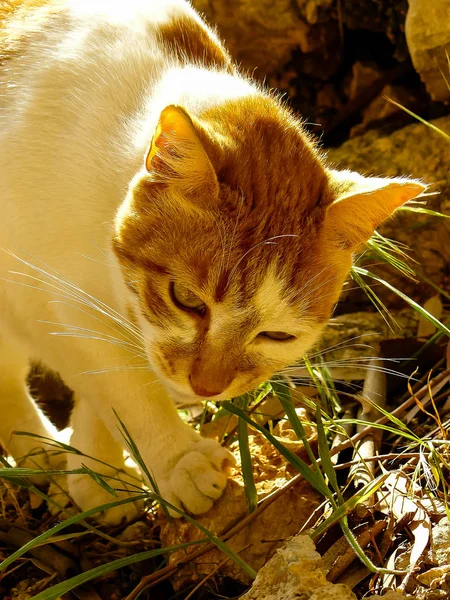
67,462,144,525
157,438,235,516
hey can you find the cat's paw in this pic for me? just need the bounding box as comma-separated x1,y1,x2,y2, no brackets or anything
67,464,144,525
158,438,235,516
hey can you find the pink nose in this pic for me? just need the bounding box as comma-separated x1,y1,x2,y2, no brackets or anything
189,375,226,398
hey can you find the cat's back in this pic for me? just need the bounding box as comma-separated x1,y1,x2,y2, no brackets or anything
0,0,230,219
0,0,230,97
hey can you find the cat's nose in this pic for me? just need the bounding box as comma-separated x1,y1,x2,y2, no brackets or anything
189,374,227,397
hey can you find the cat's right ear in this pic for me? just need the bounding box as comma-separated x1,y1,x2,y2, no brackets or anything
145,105,219,203
324,169,426,250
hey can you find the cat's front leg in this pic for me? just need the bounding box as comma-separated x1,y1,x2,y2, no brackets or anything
66,399,144,525
77,372,235,518
70,371,235,516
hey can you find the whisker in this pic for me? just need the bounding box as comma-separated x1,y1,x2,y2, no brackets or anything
38,319,142,352
281,362,418,382
306,334,380,358
269,376,364,393
12,248,143,339
45,299,146,354
6,249,143,344
210,212,228,278
288,264,334,303
79,365,151,375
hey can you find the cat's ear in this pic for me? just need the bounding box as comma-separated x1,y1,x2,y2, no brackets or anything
324,169,426,249
145,105,219,201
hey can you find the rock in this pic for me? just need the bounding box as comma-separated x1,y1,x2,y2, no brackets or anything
159,426,321,589
367,594,409,600
426,519,450,565
192,1,410,81
339,0,409,59
240,533,353,600
417,564,450,587
345,62,382,102
192,0,340,77
405,0,450,101
116,520,150,542
240,533,411,599
326,116,450,307
309,585,356,599
350,83,419,137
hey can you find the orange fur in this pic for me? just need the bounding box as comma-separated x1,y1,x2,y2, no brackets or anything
114,76,424,396
157,14,232,71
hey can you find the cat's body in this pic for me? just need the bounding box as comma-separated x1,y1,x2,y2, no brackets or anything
0,0,424,522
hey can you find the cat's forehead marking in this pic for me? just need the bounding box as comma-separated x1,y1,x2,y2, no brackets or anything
252,265,289,315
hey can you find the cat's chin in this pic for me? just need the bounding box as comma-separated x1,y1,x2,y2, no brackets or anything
162,379,204,405
163,379,230,405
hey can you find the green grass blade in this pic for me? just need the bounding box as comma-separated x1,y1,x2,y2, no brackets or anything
311,473,388,540
12,432,143,483
112,409,170,517
315,406,341,500
112,409,157,491
112,413,255,578
13,431,83,455
270,378,320,468
400,206,450,220
81,463,118,497
236,394,257,513
351,269,397,329
353,266,450,337
365,232,417,280
222,401,331,499
336,419,421,444
0,467,143,490
384,96,450,142
31,541,207,600
152,492,257,579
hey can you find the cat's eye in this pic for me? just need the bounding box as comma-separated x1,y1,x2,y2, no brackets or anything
171,282,206,313
259,331,295,341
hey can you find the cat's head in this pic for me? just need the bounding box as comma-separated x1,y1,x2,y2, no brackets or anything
113,98,424,403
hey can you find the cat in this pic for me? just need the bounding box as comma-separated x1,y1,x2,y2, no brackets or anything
0,0,425,524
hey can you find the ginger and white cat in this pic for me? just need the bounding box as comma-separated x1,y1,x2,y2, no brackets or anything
0,0,424,523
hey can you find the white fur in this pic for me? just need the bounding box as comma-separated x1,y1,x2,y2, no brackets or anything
0,0,249,522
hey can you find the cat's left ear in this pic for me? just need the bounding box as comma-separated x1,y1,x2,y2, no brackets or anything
324,169,426,249
145,105,219,202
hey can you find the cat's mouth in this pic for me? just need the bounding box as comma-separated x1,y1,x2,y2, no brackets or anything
147,349,235,401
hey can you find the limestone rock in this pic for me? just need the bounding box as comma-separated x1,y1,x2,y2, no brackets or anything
426,518,450,565
350,83,418,137
159,426,321,589
406,0,450,101
240,534,353,600
240,533,410,599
